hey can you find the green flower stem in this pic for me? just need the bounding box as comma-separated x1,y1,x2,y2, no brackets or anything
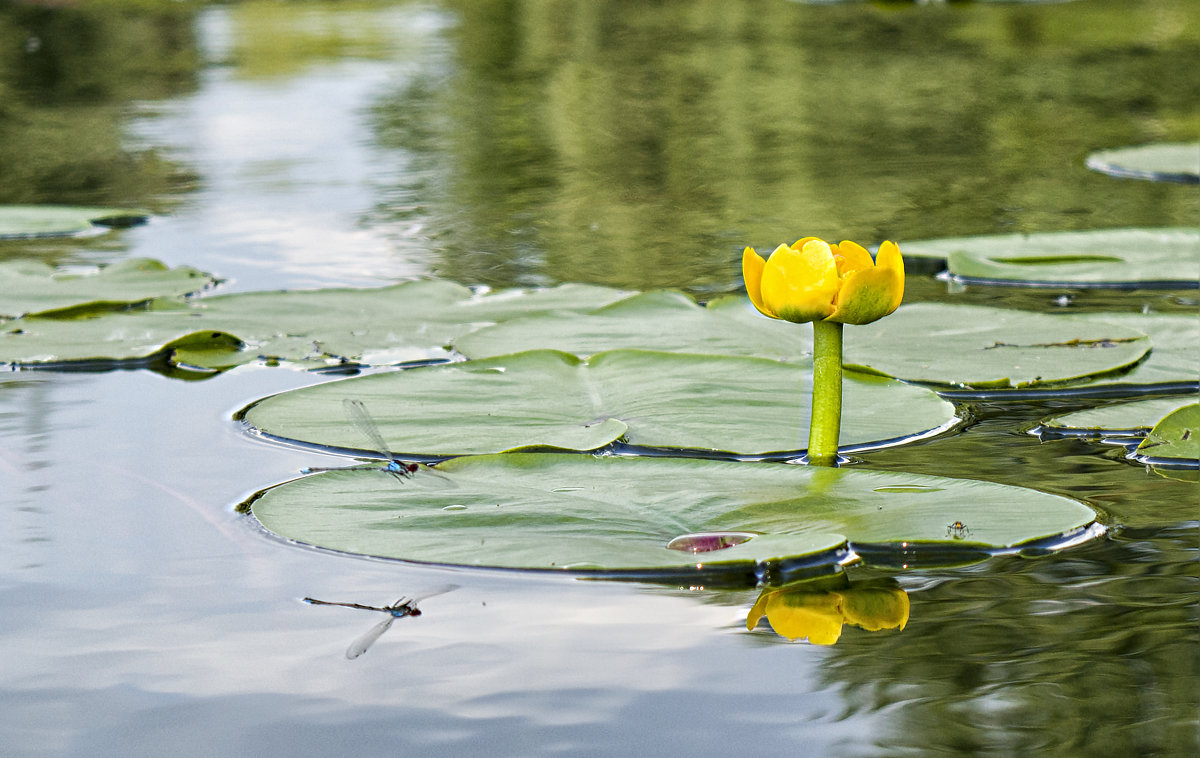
808,319,843,466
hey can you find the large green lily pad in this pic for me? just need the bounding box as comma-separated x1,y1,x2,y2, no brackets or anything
1135,403,1200,465
0,205,149,239
458,296,1195,395
241,350,957,458
0,258,217,319
843,303,1152,389
1085,143,1200,184
455,290,809,361
900,228,1199,286
1040,395,1199,436
245,454,1099,578
0,280,629,370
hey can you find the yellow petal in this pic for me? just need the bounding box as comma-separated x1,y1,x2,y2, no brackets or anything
741,246,776,318
828,267,901,325
788,236,823,251
875,240,906,313
760,239,838,323
832,240,874,278
828,242,905,325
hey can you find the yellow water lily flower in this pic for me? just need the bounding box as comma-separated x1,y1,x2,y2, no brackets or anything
742,237,905,325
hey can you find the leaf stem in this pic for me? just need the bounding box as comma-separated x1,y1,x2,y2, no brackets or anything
808,319,843,466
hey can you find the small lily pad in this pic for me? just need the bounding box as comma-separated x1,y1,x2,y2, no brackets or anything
244,454,1099,579
0,205,149,239
0,258,217,319
241,349,957,458
1086,143,1200,184
843,303,1151,389
900,228,1199,286
1135,403,1200,466
1040,396,1198,437
0,280,630,370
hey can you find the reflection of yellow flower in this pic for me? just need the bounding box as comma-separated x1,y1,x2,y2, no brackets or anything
746,579,910,645
748,590,845,644
742,238,904,325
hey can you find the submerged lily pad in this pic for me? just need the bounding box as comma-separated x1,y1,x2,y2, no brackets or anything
900,228,1199,286
1085,143,1200,184
0,258,217,319
241,350,957,458
1135,403,1200,465
0,205,149,239
1038,396,1199,472
843,303,1151,389
245,454,1099,578
455,290,809,361
1040,395,1199,437
0,280,629,370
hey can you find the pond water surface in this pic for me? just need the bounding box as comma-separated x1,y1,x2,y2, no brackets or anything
1,2,1197,757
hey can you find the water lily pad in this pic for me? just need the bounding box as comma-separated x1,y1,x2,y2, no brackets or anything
0,280,629,370
1085,143,1200,184
843,303,1151,389
900,228,1199,286
244,454,1099,579
0,205,149,239
241,350,957,458
1040,395,1198,436
455,290,809,361
1075,313,1200,390
0,258,217,319
1135,403,1200,466
458,296,1196,396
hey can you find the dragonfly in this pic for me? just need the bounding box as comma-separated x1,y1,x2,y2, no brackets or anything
304,584,459,659
302,398,419,480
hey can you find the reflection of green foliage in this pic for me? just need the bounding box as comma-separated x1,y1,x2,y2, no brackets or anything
0,0,199,205
227,1,422,79
0,0,197,103
816,531,1198,756
380,0,1200,292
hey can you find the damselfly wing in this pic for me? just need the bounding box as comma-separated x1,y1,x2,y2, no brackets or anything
302,398,419,480
304,584,459,659
341,399,419,480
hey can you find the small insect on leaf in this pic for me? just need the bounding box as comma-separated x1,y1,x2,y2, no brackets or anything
946,521,971,539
